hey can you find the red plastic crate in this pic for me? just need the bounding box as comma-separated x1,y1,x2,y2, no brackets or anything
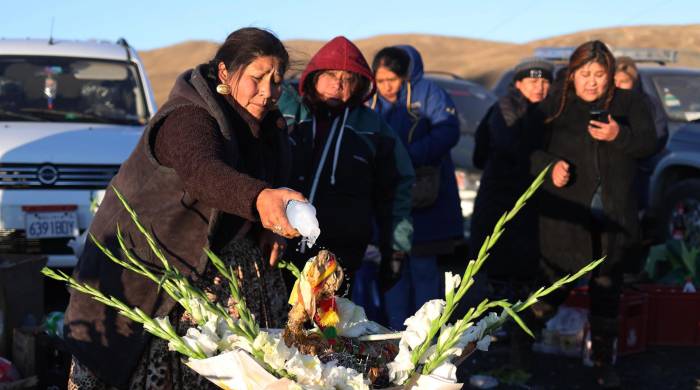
563,287,648,356
639,284,700,346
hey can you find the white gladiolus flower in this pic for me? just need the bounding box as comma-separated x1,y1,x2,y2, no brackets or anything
252,331,272,350
201,318,219,340
402,329,427,350
262,340,292,371
387,299,446,384
321,362,369,390
433,323,468,359
481,312,501,328
340,369,369,390
444,272,461,297
284,352,323,385
476,335,492,351
154,316,172,332
387,346,414,385
418,344,437,364
185,298,208,324
251,331,297,371
219,333,252,353
335,297,384,337
432,362,458,382
402,299,445,349
181,327,218,357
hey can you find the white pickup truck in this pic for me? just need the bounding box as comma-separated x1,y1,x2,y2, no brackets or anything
0,38,156,267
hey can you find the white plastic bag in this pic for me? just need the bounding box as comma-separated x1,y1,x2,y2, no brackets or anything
286,200,320,248
533,306,588,356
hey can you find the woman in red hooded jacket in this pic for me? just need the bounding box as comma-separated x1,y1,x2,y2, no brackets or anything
278,36,415,291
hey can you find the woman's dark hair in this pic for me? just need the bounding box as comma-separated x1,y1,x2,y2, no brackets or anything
302,71,372,109
547,40,615,123
371,47,410,78
209,27,289,82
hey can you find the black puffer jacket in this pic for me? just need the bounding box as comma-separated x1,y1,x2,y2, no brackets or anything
471,88,541,279
531,88,656,274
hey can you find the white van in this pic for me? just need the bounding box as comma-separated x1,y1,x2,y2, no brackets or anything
0,38,156,267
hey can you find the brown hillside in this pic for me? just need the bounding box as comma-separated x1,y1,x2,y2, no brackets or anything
139,24,700,106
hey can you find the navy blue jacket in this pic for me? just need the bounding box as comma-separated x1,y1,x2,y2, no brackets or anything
370,45,463,252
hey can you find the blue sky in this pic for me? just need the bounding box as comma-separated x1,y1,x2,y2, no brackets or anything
4,0,698,50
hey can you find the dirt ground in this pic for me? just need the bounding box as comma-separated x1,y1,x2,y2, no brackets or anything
457,339,700,389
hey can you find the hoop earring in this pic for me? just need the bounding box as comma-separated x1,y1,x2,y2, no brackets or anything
216,83,231,95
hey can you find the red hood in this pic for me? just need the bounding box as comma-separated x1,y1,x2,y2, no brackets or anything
299,36,375,102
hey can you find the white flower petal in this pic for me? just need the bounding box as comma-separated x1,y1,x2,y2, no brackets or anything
284,352,323,385
432,362,458,382
476,335,492,351
444,272,461,297
419,344,437,364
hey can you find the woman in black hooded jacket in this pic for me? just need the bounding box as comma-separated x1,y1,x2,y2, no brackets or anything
529,41,656,388
471,58,554,286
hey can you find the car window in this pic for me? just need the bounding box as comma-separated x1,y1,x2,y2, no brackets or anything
492,70,514,98
0,56,148,125
651,74,700,122
431,79,496,135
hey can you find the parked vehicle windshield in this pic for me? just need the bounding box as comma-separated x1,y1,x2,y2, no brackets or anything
0,56,148,125
435,80,495,135
650,74,700,123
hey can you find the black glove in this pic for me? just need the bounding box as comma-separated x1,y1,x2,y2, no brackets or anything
378,251,406,293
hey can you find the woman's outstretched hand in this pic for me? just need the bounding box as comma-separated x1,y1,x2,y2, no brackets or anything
255,188,306,239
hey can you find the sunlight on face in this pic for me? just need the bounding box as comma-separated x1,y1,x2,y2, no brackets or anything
314,70,358,107
515,77,551,103
614,71,635,90
573,61,608,102
221,56,282,120
375,66,403,103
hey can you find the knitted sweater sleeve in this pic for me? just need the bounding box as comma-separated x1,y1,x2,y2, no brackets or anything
153,106,268,221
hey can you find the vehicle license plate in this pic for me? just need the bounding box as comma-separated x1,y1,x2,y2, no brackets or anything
25,210,79,239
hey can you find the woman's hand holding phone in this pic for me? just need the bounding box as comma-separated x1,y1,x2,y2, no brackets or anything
588,110,620,141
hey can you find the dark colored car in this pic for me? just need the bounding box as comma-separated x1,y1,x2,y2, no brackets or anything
425,72,497,170
628,66,700,245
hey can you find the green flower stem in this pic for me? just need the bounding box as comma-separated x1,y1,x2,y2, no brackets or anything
409,167,549,368
92,228,237,330
276,259,301,279
92,189,250,340
45,187,304,382
422,300,503,374
205,249,259,342
41,267,206,359
409,165,606,381
422,256,604,375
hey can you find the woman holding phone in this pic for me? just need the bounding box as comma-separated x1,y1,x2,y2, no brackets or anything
528,41,656,388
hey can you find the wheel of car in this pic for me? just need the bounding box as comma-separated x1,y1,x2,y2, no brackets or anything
658,178,700,247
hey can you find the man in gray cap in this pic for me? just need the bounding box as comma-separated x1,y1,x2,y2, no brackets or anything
470,56,554,372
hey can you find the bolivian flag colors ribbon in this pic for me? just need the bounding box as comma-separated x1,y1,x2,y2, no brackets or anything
288,254,340,337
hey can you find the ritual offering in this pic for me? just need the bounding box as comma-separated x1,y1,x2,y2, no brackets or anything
43,167,604,389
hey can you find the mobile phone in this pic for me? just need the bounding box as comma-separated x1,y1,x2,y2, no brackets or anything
589,109,609,126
